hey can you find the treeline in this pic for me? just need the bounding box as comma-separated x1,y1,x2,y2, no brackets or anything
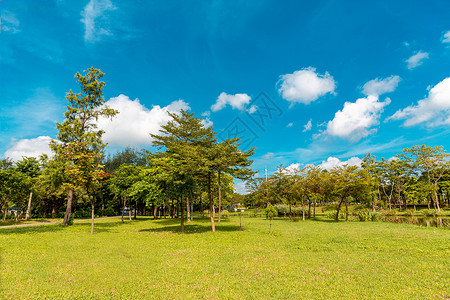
0,68,254,233
246,146,450,221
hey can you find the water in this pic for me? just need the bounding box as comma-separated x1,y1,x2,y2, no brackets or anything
381,215,450,228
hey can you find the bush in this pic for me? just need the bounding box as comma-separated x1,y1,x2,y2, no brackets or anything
405,209,415,217
103,207,116,217
423,209,438,217
357,209,370,222
221,210,229,218
248,212,258,218
273,204,289,215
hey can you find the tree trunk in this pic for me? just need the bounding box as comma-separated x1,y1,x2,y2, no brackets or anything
209,172,216,232
434,189,441,212
218,170,222,224
186,196,191,222
62,188,74,226
91,199,95,235
308,200,311,219
100,192,104,217
345,197,349,222
25,191,33,220
134,200,137,219
302,198,305,221
313,199,316,219
335,197,343,221
2,207,7,221
128,203,132,221
122,197,126,223
51,204,56,219
153,205,157,219
180,195,184,231
289,201,292,220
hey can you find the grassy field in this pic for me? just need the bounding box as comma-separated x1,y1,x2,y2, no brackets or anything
1,216,449,299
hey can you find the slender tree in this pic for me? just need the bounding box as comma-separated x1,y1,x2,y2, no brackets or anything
50,67,118,232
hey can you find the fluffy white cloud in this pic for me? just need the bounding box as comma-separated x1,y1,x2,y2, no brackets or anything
248,105,258,114
303,119,312,132
388,77,450,127
234,181,249,195
4,136,53,161
211,92,251,112
406,51,429,69
278,67,336,104
362,75,401,96
262,152,274,160
286,122,293,128
326,95,391,141
97,94,190,147
1,10,20,33
81,0,116,42
319,156,362,170
442,31,450,44
283,163,301,174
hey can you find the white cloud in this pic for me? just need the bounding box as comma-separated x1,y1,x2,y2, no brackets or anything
97,94,190,147
248,105,258,114
211,92,251,112
278,67,336,105
4,136,53,161
286,122,293,128
262,152,274,160
1,10,20,33
326,95,391,141
283,163,301,174
303,119,312,132
362,75,401,96
442,31,450,44
406,51,429,69
201,117,213,128
388,77,450,127
81,0,116,42
234,181,249,195
319,156,362,170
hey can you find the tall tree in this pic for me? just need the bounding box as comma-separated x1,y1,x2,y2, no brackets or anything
50,67,118,232
403,145,449,212
15,156,41,220
151,110,216,231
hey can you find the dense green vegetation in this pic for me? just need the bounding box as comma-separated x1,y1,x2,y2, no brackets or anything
1,216,449,299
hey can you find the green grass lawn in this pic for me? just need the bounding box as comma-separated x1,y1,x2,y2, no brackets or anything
1,216,449,299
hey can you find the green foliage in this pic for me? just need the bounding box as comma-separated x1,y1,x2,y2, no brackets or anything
265,203,277,219
1,217,449,298
103,207,116,217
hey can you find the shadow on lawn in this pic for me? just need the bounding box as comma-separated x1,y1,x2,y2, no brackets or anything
0,224,65,235
140,222,239,234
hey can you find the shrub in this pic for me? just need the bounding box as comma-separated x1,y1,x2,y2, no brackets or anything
221,210,229,218
103,207,116,217
423,209,438,217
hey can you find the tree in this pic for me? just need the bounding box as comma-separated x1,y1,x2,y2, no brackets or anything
151,110,216,231
403,145,450,212
209,139,255,223
50,67,118,233
264,203,277,233
0,169,28,221
15,156,41,220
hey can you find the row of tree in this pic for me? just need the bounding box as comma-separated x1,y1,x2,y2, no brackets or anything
0,68,254,233
247,146,450,221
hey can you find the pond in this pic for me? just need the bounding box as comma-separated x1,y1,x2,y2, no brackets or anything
381,215,450,229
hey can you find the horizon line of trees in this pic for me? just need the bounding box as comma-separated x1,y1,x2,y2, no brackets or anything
246,145,450,221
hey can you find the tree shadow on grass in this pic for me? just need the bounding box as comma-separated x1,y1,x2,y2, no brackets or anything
139,223,240,234
0,224,65,235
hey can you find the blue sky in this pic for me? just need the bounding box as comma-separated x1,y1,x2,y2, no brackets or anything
1,0,450,190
